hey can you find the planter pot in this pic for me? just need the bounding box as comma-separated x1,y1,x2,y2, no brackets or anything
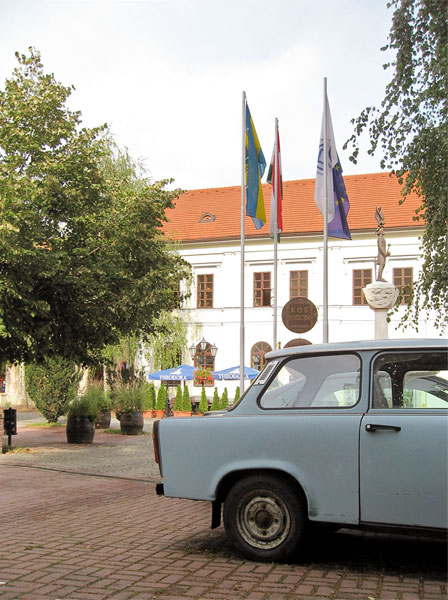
95,410,111,429
66,415,95,444
173,411,192,417
153,409,166,419
119,411,144,435
143,410,154,419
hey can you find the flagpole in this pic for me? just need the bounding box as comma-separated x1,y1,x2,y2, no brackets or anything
323,78,329,343
273,117,279,351
240,91,246,394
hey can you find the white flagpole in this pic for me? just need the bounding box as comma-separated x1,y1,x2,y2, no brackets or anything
273,118,279,351
240,92,246,394
323,78,329,343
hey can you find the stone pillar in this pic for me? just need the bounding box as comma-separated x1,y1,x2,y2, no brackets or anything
363,282,399,339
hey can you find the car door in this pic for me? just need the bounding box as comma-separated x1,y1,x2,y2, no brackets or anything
359,349,448,529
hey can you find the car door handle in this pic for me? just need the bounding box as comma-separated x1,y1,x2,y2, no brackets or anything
365,423,401,433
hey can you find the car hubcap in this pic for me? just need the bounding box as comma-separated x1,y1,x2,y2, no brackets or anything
238,493,290,549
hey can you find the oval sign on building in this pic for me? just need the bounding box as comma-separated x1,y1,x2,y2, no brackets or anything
281,297,318,334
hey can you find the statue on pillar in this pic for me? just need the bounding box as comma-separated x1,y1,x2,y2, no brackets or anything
375,206,390,282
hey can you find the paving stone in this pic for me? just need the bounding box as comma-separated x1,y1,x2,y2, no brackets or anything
1,424,446,600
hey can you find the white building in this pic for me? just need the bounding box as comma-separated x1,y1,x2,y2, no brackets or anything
159,172,437,400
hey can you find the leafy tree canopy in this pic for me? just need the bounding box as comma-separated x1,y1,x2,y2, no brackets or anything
345,0,447,331
0,48,190,364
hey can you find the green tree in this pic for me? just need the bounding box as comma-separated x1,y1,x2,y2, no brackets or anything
234,386,240,404
345,0,448,331
220,387,229,410
155,384,167,411
182,384,191,412
25,356,81,422
148,383,156,411
173,384,183,411
211,387,220,411
198,386,208,414
147,310,190,371
0,48,190,365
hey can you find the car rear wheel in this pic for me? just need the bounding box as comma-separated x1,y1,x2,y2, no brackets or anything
223,473,306,562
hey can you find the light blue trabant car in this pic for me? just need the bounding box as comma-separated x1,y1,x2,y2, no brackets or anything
153,339,448,562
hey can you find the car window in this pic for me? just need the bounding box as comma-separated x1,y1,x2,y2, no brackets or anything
373,351,448,409
259,354,361,409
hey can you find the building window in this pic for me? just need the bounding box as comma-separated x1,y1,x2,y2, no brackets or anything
290,270,308,299
254,272,271,307
197,274,213,308
393,267,413,304
251,342,273,371
353,269,372,305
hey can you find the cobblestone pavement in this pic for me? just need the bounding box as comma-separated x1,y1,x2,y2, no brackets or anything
0,421,446,600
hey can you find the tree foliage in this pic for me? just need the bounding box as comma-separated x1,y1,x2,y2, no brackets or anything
211,387,220,411
198,386,208,414
147,310,190,371
173,384,183,411
155,384,166,411
25,356,81,422
182,384,191,412
0,48,190,364
344,0,448,331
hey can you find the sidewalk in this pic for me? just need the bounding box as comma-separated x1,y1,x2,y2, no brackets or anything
0,420,446,600
1,414,160,480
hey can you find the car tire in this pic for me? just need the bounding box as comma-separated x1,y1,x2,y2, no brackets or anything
223,473,306,562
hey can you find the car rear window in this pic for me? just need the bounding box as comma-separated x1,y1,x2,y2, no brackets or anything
373,350,448,409
259,353,361,409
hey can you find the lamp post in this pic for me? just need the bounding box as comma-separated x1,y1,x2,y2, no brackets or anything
189,337,218,368
189,338,218,412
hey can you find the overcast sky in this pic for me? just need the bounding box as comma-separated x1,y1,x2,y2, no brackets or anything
0,0,394,190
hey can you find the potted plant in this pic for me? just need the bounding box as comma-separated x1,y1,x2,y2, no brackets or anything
211,387,220,411
81,382,112,429
145,383,156,418
234,386,240,404
182,384,192,415
112,381,150,435
194,367,214,387
220,387,229,410
154,384,166,419
173,385,183,417
173,384,191,417
66,393,98,444
198,386,209,414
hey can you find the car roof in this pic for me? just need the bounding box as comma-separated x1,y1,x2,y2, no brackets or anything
266,339,448,360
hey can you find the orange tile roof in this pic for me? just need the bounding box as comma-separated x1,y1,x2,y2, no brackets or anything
163,172,424,243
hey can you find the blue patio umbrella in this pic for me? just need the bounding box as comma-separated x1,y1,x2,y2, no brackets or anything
214,366,259,380
148,364,196,381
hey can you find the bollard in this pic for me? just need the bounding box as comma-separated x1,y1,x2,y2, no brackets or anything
3,408,17,448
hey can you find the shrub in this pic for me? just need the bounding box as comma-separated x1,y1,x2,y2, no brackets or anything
220,387,229,409
182,385,191,412
113,380,150,417
173,385,183,411
156,384,167,410
109,366,150,417
198,386,208,414
211,387,220,411
83,381,109,413
25,356,82,423
234,386,240,403
148,383,156,410
67,393,99,419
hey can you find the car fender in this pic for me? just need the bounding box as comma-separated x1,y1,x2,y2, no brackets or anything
209,457,317,516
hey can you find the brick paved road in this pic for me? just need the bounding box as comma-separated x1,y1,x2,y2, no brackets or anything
0,423,446,600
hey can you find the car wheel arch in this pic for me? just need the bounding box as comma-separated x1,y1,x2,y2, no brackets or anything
216,468,309,512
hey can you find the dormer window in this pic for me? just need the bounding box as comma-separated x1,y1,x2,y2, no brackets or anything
199,213,216,223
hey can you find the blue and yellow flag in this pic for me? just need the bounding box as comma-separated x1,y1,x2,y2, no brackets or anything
245,103,266,229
